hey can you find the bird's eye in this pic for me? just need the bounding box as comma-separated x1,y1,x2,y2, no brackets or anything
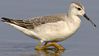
77,8,81,10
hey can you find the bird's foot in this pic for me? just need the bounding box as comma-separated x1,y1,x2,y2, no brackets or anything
35,42,65,51
45,42,65,50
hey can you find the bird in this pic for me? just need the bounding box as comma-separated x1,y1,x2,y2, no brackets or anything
1,2,96,50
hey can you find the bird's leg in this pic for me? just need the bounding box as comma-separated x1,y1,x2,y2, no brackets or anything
35,41,65,50
39,41,49,50
35,42,42,50
35,41,49,50
45,42,65,50
44,41,49,46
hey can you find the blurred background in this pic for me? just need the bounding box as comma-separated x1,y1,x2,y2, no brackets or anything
0,0,99,56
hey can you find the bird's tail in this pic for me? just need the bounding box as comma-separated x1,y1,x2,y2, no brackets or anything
1,17,12,23
1,17,14,23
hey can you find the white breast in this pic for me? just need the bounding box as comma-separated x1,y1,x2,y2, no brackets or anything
33,19,81,41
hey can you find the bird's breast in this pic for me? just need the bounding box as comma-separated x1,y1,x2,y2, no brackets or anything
33,20,81,41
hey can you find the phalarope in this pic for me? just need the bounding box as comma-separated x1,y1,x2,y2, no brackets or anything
1,2,96,50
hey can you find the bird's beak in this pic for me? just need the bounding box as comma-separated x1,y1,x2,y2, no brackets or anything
83,14,96,27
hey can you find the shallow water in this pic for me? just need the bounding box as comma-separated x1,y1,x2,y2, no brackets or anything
0,42,64,56
0,40,99,56
0,0,99,56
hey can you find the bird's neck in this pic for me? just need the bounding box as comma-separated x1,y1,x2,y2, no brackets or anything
65,11,81,32
67,10,80,23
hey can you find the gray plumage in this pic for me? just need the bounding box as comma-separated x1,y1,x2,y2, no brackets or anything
72,2,83,8
1,15,65,29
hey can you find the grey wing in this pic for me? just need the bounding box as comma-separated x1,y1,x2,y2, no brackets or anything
28,16,64,27
1,16,64,29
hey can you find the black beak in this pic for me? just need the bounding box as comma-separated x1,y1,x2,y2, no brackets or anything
83,14,96,27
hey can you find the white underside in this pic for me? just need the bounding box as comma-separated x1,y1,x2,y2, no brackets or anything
33,21,74,41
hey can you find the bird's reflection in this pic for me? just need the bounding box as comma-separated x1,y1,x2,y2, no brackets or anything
21,49,65,56
34,48,65,56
